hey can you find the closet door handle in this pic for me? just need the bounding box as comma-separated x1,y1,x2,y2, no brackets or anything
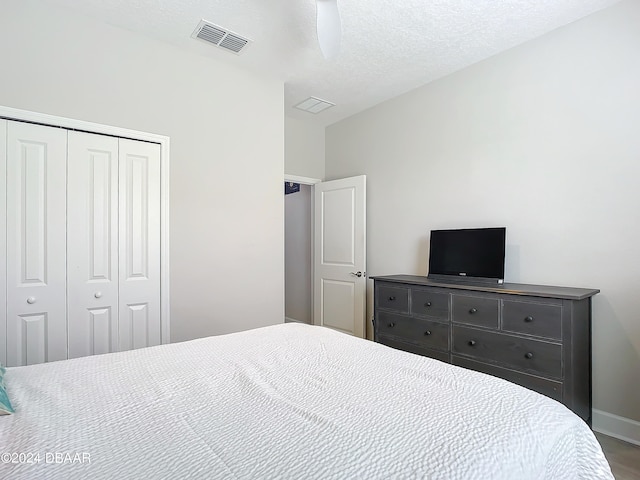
26,296,36,304
94,292,103,299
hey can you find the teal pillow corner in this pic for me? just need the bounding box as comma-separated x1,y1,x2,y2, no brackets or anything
0,364,15,415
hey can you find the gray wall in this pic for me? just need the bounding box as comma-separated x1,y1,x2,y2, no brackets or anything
285,116,325,180
326,0,640,428
285,184,312,324
0,0,285,342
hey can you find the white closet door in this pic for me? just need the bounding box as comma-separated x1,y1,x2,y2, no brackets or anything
67,131,119,358
6,121,67,366
118,139,161,351
0,120,6,366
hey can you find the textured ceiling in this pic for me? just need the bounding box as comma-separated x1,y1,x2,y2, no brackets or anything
39,0,621,126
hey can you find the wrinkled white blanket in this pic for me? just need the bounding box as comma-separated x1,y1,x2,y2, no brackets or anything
0,323,613,479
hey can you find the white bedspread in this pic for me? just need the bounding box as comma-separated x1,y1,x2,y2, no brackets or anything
0,323,613,479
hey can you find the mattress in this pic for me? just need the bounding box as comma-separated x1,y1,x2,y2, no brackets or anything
0,323,613,479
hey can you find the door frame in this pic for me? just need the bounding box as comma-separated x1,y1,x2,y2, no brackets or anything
284,174,367,335
284,175,320,326
0,105,171,345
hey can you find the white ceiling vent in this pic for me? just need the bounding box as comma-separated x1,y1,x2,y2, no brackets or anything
192,20,250,54
294,97,335,114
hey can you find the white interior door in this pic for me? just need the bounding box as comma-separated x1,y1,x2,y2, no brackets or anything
118,138,161,351
6,121,67,366
313,175,366,337
67,131,119,358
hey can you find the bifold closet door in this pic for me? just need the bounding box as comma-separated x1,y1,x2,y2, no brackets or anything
67,131,119,359
68,133,161,355
118,139,161,351
5,121,67,366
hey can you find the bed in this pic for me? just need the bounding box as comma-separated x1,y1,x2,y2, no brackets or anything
0,322,613,479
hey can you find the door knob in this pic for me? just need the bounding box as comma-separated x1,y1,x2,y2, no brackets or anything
26,296,36,304
349,271,363,277
94,292,103,299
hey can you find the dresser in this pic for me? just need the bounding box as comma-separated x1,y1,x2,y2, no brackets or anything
372,274,599,425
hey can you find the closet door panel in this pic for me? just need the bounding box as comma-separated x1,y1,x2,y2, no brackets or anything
67,131,119,358
6,121,67,366
0,120,6,365
119,139,161,351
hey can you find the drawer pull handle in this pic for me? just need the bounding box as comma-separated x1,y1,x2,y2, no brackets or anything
425,302,432,307
469,308,478,314
468,340,476,346
388,322,395,328
424,330,432,336
524,316,534,323
388,296,396,301
525,352,534,359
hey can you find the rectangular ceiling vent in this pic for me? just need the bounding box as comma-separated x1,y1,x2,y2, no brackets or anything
192,20,250,54
294,97,336,114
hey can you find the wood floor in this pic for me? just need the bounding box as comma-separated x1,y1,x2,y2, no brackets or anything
595,432,640,480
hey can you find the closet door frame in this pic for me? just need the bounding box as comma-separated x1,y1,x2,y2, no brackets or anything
0,105,171,363
0,121,6,365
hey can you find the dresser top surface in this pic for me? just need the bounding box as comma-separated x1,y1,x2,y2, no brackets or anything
371,274,600,300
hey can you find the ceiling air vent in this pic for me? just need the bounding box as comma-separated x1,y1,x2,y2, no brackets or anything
294,97,335,114
192,20,250,54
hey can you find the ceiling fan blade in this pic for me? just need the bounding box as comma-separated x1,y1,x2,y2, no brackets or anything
316,0,341,59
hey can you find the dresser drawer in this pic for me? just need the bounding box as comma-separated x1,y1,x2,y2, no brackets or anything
452,295,499,328
379,335,450,363
411,288,449,320
452,325,562,378
502,300,562,340
452,356,562,402
376,312,449,352
377,284,409,313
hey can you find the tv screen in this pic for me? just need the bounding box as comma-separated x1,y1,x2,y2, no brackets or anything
428,227,506,283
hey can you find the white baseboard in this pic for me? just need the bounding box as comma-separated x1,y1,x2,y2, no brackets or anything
592,409,640,446
285,316,310,324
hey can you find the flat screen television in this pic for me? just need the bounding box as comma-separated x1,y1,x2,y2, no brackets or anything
427,227,506,284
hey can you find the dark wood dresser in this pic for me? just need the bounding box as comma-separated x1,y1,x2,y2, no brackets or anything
372,274,599,425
